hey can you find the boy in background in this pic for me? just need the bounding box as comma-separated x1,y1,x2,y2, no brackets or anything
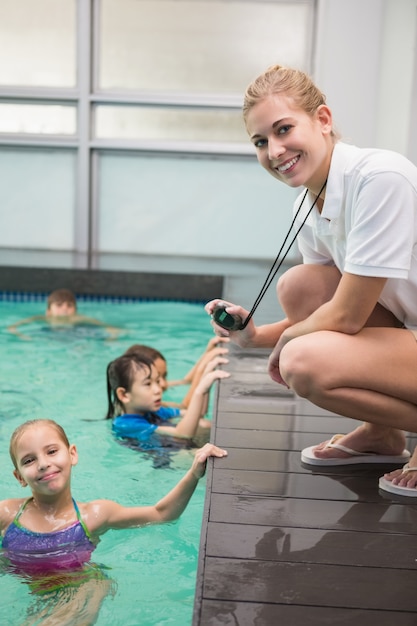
8,288,119,340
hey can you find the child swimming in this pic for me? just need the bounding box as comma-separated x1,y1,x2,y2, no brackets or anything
7,288,120,340
105,352,229,450
0,419,227,624
124,336,229,410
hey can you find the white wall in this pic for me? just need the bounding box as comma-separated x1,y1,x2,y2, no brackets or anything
97,0,417,266
1,0,416,270
315,0,417,159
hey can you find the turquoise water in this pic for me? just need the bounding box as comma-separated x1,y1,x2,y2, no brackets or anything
0,298,216,625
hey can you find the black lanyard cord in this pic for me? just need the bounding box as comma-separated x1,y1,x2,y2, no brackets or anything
240,179,327,330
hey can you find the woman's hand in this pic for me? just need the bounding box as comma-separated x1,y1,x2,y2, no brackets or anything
204,299,256,347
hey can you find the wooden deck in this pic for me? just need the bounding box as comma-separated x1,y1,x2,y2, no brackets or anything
193,343,417,625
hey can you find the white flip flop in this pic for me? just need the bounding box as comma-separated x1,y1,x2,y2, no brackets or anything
379,464,417,497
301,434,411,467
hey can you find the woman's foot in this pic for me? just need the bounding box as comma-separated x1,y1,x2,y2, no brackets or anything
312,424,407,460
383,447,417,488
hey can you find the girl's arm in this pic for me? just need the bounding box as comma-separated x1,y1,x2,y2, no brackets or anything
86,444,228,534
167,337,230,388
161,399,184,409
177,336,231,384
156,356,230,439
179,345,229,409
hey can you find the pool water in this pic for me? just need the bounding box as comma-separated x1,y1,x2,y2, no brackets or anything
0,298,217,626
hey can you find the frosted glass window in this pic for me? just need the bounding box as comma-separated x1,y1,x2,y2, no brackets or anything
97,152,298,260
95,105,248,142
0,148,76,248
99,0,313,93
0,0,76,87
0,103,76,135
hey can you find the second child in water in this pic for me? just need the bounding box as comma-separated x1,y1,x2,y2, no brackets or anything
105,352,230,447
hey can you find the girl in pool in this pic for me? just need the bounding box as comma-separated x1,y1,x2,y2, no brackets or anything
0,418,227,625
106,352,229,449
124,336,229,411
206,63,417,497
123,339,229,429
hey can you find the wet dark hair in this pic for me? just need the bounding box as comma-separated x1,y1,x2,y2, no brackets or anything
124,344,166,363
105,353,155,420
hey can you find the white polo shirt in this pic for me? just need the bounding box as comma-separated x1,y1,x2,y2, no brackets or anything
294,141,417,328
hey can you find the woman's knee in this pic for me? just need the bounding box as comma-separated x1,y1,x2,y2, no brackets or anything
279,338,322,398
277,264,341,321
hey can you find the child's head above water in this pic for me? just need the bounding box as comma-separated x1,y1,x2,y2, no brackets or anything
9,419,70,470
8,419,77,492
106,353,163,420
124,344,168,390
46,289,78,317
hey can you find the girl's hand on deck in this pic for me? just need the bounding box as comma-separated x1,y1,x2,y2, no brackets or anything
196,359,230,394
205,336,230,351
191,443,228,479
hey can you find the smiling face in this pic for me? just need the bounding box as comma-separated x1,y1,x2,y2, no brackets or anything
116,363,163,415
245,94,333,194
12,422,77,495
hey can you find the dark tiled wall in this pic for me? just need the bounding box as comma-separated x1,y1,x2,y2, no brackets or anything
0,266,223,302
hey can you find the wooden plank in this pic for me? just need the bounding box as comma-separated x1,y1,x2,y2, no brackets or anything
202,557,417,611
193,346,417,626
214,447,401,476
215,410,358,432
205,521,417,568
199,600,417,626
211,468,393,502
209,493,417,534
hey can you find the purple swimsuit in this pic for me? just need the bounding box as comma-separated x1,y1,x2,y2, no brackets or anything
2,498,96,575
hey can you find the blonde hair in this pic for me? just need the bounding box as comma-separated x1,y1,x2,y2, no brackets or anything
243,64,339,139
9,419,70,469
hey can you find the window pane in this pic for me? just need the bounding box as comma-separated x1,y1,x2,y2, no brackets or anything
97,152,298,261
0,147,76,248
99,0,313,93
0,0,76,87
0,103,76,135
95,105,247,142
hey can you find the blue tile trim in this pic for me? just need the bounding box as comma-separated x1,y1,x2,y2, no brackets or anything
0,291,205,304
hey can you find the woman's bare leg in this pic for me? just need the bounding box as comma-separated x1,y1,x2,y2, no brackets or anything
279,327,417,458
278,263,403,328
277,264,410,461
277,264,343,324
